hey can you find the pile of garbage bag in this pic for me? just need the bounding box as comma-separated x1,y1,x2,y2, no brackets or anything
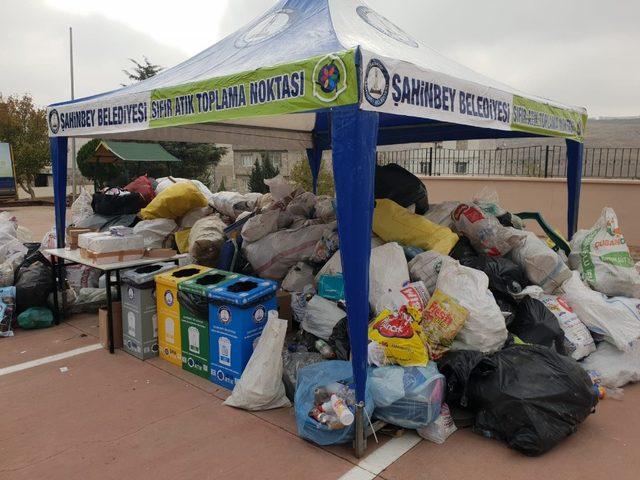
6,161,640,458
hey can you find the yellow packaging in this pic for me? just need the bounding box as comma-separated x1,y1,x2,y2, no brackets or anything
174,229,191,253
422,289,469,359
368,305,429,367
140,182,208,220
373,199,458,255
155,264,211,366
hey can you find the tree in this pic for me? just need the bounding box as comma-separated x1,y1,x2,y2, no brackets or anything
76,138,128,189
122,56,162,85
289,157,335,196
248,153,280,193
160,142,226,186
217,177,226,192
0,94,49,199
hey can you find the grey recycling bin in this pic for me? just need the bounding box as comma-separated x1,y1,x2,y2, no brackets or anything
120,262,177,359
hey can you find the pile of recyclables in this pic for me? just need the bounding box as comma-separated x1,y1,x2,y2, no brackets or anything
4,163,640,457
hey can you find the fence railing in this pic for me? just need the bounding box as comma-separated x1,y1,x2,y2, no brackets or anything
376,146,640,179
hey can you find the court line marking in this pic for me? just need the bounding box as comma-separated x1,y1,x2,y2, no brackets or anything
337,432,422,480
0,343,102,376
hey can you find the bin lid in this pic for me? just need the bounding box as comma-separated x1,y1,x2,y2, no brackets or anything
121,262,178,286
178,269,240,296
155,264,211,288
207,275,278,305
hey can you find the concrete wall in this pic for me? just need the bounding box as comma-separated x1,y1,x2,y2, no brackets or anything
421,176,640,245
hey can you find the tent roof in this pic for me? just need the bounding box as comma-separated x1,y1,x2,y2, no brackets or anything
90,141,181,164
47,0,587,145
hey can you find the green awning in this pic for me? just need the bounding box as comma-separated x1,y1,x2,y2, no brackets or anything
91,141,181,163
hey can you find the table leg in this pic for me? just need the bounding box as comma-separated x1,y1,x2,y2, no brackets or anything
115,270,121,301
51,256,60,325
106,269,115,354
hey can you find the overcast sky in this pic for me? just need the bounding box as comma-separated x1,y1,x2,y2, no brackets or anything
1,0,638,117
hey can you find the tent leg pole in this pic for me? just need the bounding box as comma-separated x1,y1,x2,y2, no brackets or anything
354,402,366,458
50,137,69,248
331,105,379,458
566,139,584,240
306,146,322,194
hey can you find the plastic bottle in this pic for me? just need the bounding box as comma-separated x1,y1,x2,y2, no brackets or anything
325,382,355,405
315,339,336,359
321,394,354,426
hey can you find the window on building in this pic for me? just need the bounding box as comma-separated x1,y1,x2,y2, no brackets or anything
241,154,255,167
454,161,468,174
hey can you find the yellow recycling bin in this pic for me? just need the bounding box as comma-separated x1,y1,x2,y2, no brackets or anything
155,264,211,366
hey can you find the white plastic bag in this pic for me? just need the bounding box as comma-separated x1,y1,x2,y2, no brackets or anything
581,341,640,388
264,175,293,203
133,219,177,249
369,242,410,309
70,188,94,225
560,271,640,352
156,177,213,198
451,203,515,256
518,286,596,360
374,281,430,315
408,251,454,295
286,191,316,218
224,311,291,411
301,295,345,341
436,261,508,353
417,403,457,444
179,206,214,229
509,230,571,293
569,208,640,298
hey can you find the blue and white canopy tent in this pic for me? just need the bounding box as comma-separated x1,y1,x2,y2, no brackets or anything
48,0,587,454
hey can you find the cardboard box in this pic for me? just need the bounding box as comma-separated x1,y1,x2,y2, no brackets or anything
80,248,145,265
99,302,123,350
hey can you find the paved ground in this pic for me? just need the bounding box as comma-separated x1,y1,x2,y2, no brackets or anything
2,204,640,480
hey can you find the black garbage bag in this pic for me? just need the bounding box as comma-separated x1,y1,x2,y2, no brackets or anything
281,350,324,401
14,250,53,314
459,255,529,300
328,317,350,361
444,345,597,456
508,297,566,354
92,190,145,216
375,163,429,214
437,350,484,408
177,290,208,319
449,236,477,261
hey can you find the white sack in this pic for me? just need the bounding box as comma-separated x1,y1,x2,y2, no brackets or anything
286,191,316,218
209,191,245,218
569,207,640,298
423,202,458,229
241,210,281,242
188,215,226,266
509,230,571,293
156,177,213,198
314,196,336,222
179,206,214,229
70,188,94,225
224,311,291,411
560,271,640,352
437,261,508,353
281,262,315,293
369,243,410,309
133,219,177,249
301,295,345,341
243,223,330,280
581,341,640,388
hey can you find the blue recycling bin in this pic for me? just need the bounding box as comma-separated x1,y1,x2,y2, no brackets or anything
207,275,278,389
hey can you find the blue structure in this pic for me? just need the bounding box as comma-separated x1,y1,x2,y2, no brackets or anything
47,0,587,455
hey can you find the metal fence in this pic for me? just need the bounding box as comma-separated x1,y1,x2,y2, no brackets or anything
376,146,640,179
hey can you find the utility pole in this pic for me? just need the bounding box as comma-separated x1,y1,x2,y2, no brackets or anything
69,27,77,201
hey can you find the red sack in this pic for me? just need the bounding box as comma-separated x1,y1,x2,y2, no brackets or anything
125,175,155,205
